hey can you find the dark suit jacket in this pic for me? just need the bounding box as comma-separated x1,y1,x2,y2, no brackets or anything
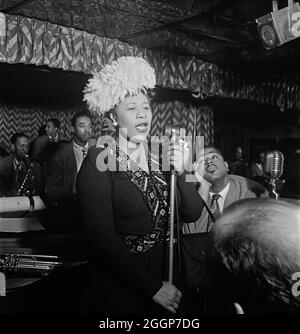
0,155,16,195
44,140,94,232
0,154,43,196
45,141,77,203
32,135,50,159
248,162,264,178
32,134,63,167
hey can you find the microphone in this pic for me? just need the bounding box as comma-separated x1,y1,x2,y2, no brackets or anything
264,150,284,200
164,124,186,144
164,124,187,174
264,150,284,180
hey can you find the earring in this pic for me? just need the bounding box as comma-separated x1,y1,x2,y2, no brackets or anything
109,113,118,127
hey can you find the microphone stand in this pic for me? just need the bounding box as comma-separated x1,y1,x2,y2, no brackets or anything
270,178,279,200
168,167,177,284
165,125,182,284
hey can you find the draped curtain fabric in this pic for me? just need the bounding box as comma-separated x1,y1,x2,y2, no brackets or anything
0,14,298,109
151,101,213,146
0,104,102,150
0,102,214,153
0,14,223,96
0,14,216,151
221,70,300,111
0,12,296,154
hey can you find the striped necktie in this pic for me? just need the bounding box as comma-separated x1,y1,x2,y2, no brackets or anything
207,193,221,231
82,147,88,160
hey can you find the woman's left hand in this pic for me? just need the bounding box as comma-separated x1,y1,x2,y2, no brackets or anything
167,141,190,176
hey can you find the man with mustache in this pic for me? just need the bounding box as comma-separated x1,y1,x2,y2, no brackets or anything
183,146,269,234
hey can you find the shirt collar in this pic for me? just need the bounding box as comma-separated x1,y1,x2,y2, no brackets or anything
48,134,58,142
13,157,23,169
73,140,88,151
209,181,230,199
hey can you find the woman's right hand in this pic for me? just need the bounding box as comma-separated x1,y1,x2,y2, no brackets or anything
193,170,211,187
193,169,211,202
152,281,182,313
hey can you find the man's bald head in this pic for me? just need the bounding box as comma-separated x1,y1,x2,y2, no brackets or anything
212,199,300,252
207,198,300,313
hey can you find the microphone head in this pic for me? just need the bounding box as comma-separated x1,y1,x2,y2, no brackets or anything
264,150,284,179
164,124,185,142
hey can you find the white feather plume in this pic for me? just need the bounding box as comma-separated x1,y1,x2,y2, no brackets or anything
83,56,156,114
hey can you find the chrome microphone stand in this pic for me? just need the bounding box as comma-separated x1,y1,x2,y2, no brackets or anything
168,167,176,283
165,124,184,283
270,178,279,200
166,126,181,283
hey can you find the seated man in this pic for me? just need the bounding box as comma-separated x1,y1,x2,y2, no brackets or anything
0,133,42,196
228,146,248,177
183,146,268,234
247,150,270,189
206,198,300,313
44,112,94,232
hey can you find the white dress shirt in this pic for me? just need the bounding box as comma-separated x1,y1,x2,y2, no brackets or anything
73,141,89,172
209,182,230,213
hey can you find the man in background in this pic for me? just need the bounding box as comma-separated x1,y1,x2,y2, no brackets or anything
183,146,268,234
228,145,248,177
182,146,268,313
0,133,42,196
247,150,270,188
44,112,94,232
32,118,61,169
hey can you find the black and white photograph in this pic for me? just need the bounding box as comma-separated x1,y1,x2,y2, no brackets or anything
0,0,299,325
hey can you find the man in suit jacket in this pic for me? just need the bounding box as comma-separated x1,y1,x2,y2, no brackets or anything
0,133,42,197
32,118,61,166
227,146,248,177
183,146,269,234
44,112,94,232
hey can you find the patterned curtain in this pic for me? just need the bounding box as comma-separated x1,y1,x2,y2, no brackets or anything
151,101,213,145
0,101,213,152
0,14,223,96
0,104,101,150
0,13,298,110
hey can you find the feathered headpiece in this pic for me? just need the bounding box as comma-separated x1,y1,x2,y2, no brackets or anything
83,56,156,114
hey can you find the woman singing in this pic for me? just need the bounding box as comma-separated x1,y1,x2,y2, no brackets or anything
77,56,203,314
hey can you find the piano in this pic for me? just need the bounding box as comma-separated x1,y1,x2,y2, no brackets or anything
0,196,89,314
